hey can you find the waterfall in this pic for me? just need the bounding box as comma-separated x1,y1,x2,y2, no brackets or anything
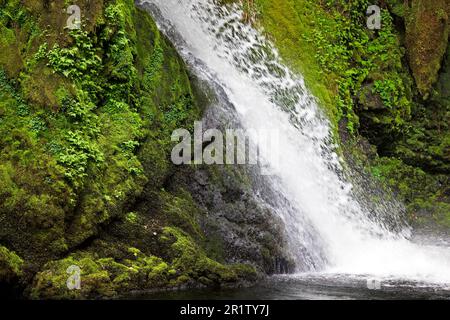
140,0,450,286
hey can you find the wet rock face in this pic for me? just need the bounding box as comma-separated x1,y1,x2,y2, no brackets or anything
172,165,295,275
405,0,450,98
164,74,296,275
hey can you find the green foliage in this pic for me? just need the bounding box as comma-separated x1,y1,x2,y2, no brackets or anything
42,31,104,187
47,31,101,81
125,212,138,224
304,1,411,133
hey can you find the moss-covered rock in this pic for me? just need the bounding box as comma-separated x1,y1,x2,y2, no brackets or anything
160,227,257,286
371,157,449,225
405,0,450,98
1,0,260,299
30,236,256,299
0,246,23,283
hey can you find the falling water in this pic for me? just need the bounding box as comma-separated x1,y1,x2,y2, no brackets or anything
140,0,450,288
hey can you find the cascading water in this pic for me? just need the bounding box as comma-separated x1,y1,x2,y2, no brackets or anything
140,0,450,288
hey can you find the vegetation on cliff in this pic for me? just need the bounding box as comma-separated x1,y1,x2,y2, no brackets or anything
0,0,256,299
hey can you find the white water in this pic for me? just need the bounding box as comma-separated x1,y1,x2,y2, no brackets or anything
141,0,450,287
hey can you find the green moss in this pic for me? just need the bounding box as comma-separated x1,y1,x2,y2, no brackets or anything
160,190,204,238
0,246,23,282
30,237,256,299
125,212,138,224
161,227,257,286
0,23,22,76
405,0,449,98
30,254,116,299
386,0,405,17
0,0,154,257
371,157,449,225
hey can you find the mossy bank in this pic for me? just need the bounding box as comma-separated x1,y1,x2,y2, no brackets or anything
0,0,270,299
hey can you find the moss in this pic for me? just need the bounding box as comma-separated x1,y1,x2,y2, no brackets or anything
161,227,257,286
160,190,204,238
0,23,22,76
30,254,116,299
30,238,256,299
386,0,405,18
371,157,449,225
125,212,138,224
0,246,23,282
405,0,449,98
0,0,153,258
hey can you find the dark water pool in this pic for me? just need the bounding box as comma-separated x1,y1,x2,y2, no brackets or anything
131,274,450,300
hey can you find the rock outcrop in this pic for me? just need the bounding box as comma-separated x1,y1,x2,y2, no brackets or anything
405,0,450,98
